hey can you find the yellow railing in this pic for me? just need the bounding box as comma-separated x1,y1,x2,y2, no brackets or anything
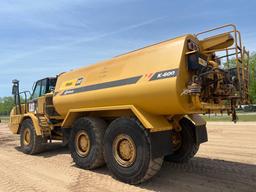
195,24,250,104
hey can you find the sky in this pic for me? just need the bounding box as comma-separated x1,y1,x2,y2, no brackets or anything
0,0,255,97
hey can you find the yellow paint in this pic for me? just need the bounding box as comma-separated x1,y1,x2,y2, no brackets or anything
62,105,173,132
200,33,234,52
59,78,83,90
53,35,198,119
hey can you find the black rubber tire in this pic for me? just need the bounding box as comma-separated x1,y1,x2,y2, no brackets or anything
69,117,106,169
103,117,163,184
20,119,44,155
165,117,199,163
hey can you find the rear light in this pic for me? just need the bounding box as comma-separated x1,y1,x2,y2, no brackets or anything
187,39,199,51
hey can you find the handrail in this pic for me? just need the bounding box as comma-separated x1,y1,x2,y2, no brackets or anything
18,91,31,113
195,24,237,37
195,24,249,103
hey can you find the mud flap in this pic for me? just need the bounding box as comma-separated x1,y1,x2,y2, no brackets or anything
188,114,208,144
62,128,71,146
194,124,208,144
150,130,173,159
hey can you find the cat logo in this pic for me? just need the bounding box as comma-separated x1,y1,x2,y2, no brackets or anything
75,77,84,86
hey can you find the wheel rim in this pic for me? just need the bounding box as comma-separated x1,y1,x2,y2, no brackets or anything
112,134,136,167
171,132,182,151
75,131,91,157
23,128,31,146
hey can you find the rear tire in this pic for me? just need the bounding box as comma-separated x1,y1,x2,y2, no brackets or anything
103,117,163,184
69,117,106,169
20,119,44,155
165,117,199,163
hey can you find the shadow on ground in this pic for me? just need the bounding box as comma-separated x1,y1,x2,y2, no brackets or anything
68,154,256,192
90,157,256,192
15,143,69,158
139,157,256,192
10,140,256,192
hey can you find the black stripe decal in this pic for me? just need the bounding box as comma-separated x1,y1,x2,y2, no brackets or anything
62,76,142,95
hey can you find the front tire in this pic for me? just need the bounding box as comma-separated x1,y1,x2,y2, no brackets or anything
165,117,199,163
20,119,44,155
69,117,106,169
103,118,163,184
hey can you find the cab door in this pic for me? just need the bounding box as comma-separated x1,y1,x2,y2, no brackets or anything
28,79,48,113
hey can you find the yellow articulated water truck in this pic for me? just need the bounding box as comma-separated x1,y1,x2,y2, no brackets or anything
9,24,250,184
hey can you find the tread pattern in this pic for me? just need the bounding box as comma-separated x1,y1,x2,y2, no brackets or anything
20,119,44,155
70,117,106,169
87,117,106,168
131,118,164,184
140,157,163,183
178,118,200,163
165,118,200,163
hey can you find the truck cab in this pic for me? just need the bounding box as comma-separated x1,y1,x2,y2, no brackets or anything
30,78,56,100
28,77,57,113
9,77,62,146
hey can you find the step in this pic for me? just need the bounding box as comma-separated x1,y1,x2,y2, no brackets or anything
45,105,54,108
37,115,52,137
48,116,63,120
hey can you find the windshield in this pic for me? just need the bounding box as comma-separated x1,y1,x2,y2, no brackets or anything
31,77,57,99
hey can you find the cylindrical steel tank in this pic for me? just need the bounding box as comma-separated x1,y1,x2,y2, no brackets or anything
53,35,198,117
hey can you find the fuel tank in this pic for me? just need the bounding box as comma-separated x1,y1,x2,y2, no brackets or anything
53,35,198,117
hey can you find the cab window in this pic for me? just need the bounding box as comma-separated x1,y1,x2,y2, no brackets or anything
41,79,47,96
32,81,41,99
31,78,57,99
49,78,56,92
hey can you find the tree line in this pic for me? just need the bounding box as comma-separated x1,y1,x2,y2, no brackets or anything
249,53,256,103
0,97,14,116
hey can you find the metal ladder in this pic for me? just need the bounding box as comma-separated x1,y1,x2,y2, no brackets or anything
37,114,52,138
233,30,250,104
196,24,250,104
243,47,250,103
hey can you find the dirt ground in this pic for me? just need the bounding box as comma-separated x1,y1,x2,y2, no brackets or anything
0,122,255,192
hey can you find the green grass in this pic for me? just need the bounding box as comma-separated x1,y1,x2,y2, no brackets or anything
203,114,256,122
0,116,9,123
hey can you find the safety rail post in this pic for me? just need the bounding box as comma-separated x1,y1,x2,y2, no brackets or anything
243,47,250,103
195,24,247,103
